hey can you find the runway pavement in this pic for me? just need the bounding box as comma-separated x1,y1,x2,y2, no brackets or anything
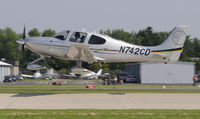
0,93,200,109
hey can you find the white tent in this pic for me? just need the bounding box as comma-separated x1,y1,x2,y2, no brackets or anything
0,61,12,82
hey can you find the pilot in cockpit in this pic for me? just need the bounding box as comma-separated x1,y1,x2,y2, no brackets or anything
75,32,81,43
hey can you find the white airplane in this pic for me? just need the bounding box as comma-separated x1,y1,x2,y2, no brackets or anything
64,68,103,79
16,25,188,74
21,69,56,79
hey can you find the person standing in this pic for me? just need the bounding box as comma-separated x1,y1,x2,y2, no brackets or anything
113,76,117,85
102,77,106,85
107,76,111,85
193,75,197,86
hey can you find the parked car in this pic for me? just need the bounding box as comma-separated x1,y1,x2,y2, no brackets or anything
3,75,24,83
98,73,111,79
118,72,138,83
15,75,24,81
3,75,16,83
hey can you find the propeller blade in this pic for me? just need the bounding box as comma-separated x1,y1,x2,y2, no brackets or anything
23,25,26,57
23,25,26,39
18,26,26,63
22,44,24,52
22,44,25,58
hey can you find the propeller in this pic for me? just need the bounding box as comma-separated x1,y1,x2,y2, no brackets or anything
16,25,27,64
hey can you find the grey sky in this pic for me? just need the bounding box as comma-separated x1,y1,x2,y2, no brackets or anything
0,0,199,38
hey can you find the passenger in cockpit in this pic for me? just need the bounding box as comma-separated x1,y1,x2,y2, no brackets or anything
80,36,85,43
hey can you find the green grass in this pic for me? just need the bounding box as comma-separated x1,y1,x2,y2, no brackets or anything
23,78,49,81
0,85,199,93
0,109,199,119
0,84,198,89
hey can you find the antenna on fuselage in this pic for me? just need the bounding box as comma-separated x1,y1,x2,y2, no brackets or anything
81,28,86,32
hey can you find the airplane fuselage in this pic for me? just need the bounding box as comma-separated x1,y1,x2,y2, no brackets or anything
23,30,169,63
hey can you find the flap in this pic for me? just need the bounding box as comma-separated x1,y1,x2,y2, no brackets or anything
66,44,98,63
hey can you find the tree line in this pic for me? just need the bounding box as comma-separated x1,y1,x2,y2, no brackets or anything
0,27,200,73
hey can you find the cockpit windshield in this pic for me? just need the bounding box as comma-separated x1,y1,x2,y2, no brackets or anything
53,30,70,40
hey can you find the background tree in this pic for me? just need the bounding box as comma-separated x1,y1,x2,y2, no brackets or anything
42,29,56,37
0,28,20,64
28,28,41,37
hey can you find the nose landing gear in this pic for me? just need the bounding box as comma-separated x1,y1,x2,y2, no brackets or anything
27,55,46,70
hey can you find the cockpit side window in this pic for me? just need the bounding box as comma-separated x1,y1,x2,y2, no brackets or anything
69,32,87,43
88,35,106,44
53,30,69,40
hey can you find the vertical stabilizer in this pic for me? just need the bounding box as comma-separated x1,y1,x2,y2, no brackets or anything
97,69,103,76
152,25,188,62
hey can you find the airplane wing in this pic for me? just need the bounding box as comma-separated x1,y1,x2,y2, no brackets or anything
66,44,104,63
94,56,105,61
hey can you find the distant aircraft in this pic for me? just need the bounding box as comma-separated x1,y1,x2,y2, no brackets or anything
21,69,56,79
16,25,188,74
64,68,103,79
